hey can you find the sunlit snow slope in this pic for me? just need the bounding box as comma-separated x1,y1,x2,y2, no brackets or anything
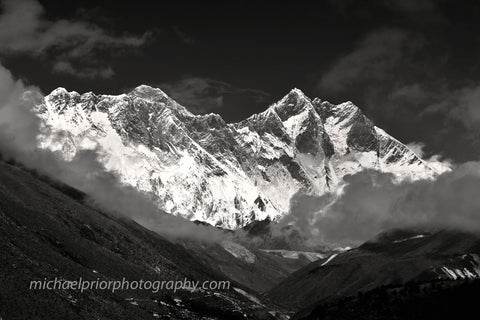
33,85,447,229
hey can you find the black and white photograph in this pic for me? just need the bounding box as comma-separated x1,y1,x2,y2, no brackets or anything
1,0,480,319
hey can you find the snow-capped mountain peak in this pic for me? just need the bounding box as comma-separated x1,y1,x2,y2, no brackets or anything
130,85,169,103
34,86,446,229
271,88,314,118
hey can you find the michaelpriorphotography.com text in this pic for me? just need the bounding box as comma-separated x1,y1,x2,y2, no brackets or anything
29,277,231,294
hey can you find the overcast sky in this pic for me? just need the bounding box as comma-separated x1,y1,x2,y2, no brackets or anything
1,0,480,162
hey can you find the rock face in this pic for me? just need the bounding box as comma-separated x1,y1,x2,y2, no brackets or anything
34,85,445,229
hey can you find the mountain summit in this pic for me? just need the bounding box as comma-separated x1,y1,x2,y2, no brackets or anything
34,86,446,229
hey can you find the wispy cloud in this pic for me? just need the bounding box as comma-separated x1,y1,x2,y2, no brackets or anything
159,77,271,114
172,26,194,45
52,61,115,79
0,0,151,78
329,0,445,23
318,28,426,94
406,142,452,173
316,27,480,161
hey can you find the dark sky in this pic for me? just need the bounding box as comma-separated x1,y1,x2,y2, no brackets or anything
1,0,480,163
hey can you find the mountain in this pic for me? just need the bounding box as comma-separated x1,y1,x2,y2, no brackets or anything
267,229,480,311
1,157,476,320
183,239,323,294
33,86,446,229
0,159,290,319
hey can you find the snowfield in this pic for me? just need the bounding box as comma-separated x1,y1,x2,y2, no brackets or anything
34,85,448,229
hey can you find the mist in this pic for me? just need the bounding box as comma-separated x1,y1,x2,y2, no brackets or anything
280,164,480,247
3,61,480,248
0,63,226,243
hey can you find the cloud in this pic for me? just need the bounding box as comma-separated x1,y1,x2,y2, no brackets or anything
172,26,194,45
315,27,480,162
453,85,480,130
406,142,452,173
316,27,443,121
318,28,425,94
383,0,439,15
329,0,444,22
406,141,427,157
52,61,115,79
0,63,41,157
280,164,480,247
0,0,150,78
0,62,226,243
159,77,271,114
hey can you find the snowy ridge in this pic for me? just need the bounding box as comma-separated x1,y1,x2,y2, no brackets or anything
320,253,338,266
34,86,446,229
259,249,326,262
438,254,480,280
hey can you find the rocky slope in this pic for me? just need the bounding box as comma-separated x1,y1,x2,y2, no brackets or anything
267,229,480,310
0,160,288,319
33,86,446,229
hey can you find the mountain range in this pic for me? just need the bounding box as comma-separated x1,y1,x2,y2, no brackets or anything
6,83,475,319
33,85,447,229
1,158,478,320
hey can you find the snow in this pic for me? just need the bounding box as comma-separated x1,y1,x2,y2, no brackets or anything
323,120,353,155
440,267,478,280
441,267,458,279
34,86,447,229
392,234,428,243
259,249,326,261
439,254,480,280
320,253,338,266
282,109,310,139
